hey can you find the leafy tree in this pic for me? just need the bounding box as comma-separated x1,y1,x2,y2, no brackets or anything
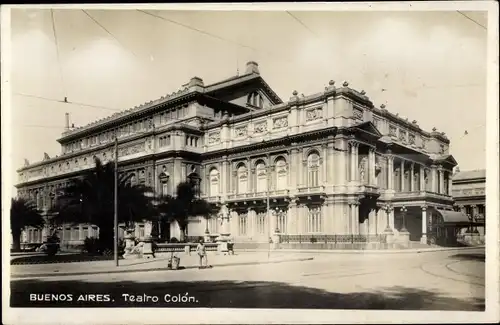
10,197,45,251
157,181,219,242
51,158,156,252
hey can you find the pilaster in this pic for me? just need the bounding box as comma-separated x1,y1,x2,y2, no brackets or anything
387,154,394,190
400,159,405,192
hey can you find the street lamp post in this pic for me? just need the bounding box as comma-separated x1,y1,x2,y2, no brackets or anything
274,207,283,234
400,206,408,232
384,203,393,233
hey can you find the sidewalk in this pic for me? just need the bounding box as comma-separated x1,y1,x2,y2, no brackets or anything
10,252,314,279
239,245,485,254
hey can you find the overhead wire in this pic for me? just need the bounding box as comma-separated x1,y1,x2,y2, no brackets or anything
81,9,139,59
456,11,487,30
136,9,276,58
285,11,319,38
13,92,122,112
50,9,67,100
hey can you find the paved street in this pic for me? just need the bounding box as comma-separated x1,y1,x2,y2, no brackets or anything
10,248,485,310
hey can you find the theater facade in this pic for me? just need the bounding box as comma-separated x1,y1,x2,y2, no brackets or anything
15,61,458,248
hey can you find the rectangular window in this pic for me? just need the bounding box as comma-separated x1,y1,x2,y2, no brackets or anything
139,225,145,238
277,212,287,234
308,170,319,187
72,227,79,241
307,206,322,233
92,226,98,238
83,227,89,239
238,214,247,236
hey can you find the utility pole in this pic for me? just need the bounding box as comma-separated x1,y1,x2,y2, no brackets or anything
114,135,119,267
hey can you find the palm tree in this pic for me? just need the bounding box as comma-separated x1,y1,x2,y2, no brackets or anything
157,181,219,242
51,158,156,252
10,197,45,251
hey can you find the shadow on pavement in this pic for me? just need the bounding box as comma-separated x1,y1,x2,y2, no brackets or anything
449,253,485,262
11,279,484,311
11,254,118,265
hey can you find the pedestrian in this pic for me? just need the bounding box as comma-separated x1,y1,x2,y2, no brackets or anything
196,238,208,269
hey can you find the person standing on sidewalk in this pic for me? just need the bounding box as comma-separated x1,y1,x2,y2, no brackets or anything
196,239,208,269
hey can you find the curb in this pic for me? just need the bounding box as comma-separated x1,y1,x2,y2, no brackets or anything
238,246,485,254
10,257,314,279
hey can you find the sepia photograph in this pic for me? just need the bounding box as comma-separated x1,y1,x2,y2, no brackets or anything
1,2,498,324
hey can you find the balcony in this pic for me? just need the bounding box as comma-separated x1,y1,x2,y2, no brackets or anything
205,196,221,203
296,185,326,197
392,191,453,201
226,189,291,202
358,184,380,196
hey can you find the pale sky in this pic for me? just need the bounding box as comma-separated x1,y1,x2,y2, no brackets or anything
7,8,489,196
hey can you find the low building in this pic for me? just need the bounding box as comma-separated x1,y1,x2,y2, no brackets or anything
15,61,459,248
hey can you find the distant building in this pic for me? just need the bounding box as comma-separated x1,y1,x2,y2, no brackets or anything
15,61,458,248
452,169,486,235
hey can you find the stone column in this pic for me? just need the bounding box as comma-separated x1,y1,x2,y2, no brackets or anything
338,140,348,186
400,160,405,192
410,163,415,191
420,205,428,244
349,142,356,181
298,148,305,187
288,148,296,189
353,201,360,235
438,166,444,194
419,166,425,191
221,159,229,197
431,165,438,193
348,202,354,234
447,171,452,195
321,144,328,185
368,147,375,185
327,141,336,185
354,143,359,182
387,155,394,190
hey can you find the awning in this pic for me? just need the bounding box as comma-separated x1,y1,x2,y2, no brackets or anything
435,210,470,223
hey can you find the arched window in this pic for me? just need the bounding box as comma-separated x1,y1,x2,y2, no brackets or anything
188,173,201,197
209,168,219,197
307,152,320,187
237,164,248,193
255,161,267,192
128,173,136,186
159,172,169,196
275,157,288,190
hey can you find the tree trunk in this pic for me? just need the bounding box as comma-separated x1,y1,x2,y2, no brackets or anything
11,230,22,252
179,224,187,242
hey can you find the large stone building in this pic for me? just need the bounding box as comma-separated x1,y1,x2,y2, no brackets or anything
452,169,486,235
15,61,458,248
